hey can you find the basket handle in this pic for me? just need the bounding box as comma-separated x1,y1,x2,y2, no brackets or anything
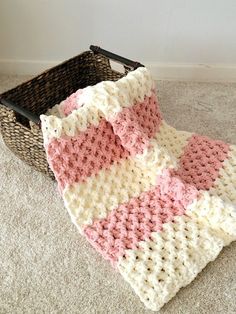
90,45,144,69
0,97,41,125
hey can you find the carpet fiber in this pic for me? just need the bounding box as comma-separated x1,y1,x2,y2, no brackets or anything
0,75,236,314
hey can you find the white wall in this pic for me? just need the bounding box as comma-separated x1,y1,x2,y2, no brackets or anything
0,0,236,81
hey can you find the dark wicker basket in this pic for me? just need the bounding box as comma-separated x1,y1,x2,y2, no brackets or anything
0,46,143,178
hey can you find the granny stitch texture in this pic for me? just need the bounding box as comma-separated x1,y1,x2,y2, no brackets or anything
41,68,236,311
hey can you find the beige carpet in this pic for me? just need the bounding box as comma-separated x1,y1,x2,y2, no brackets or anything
0,75,236,314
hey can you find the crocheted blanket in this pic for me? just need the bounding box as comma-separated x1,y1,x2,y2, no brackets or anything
40,68,236,312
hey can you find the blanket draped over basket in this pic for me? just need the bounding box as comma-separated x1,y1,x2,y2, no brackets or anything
40,67,236,311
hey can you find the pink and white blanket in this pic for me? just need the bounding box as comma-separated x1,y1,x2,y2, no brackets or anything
40,67,236,311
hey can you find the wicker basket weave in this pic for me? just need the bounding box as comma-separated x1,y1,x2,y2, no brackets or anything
0,46,143,178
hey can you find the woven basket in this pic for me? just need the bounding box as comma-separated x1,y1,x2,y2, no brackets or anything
0,46,143,178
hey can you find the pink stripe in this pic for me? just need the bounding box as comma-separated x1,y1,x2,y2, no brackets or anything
174,134,229,190
46,93,161,190
61,89,83,116
83,170,199,266
110,92,162,155
46,119,129,190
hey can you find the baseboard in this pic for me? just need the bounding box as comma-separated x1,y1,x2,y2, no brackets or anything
0,59,236,82
145,62,236,82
